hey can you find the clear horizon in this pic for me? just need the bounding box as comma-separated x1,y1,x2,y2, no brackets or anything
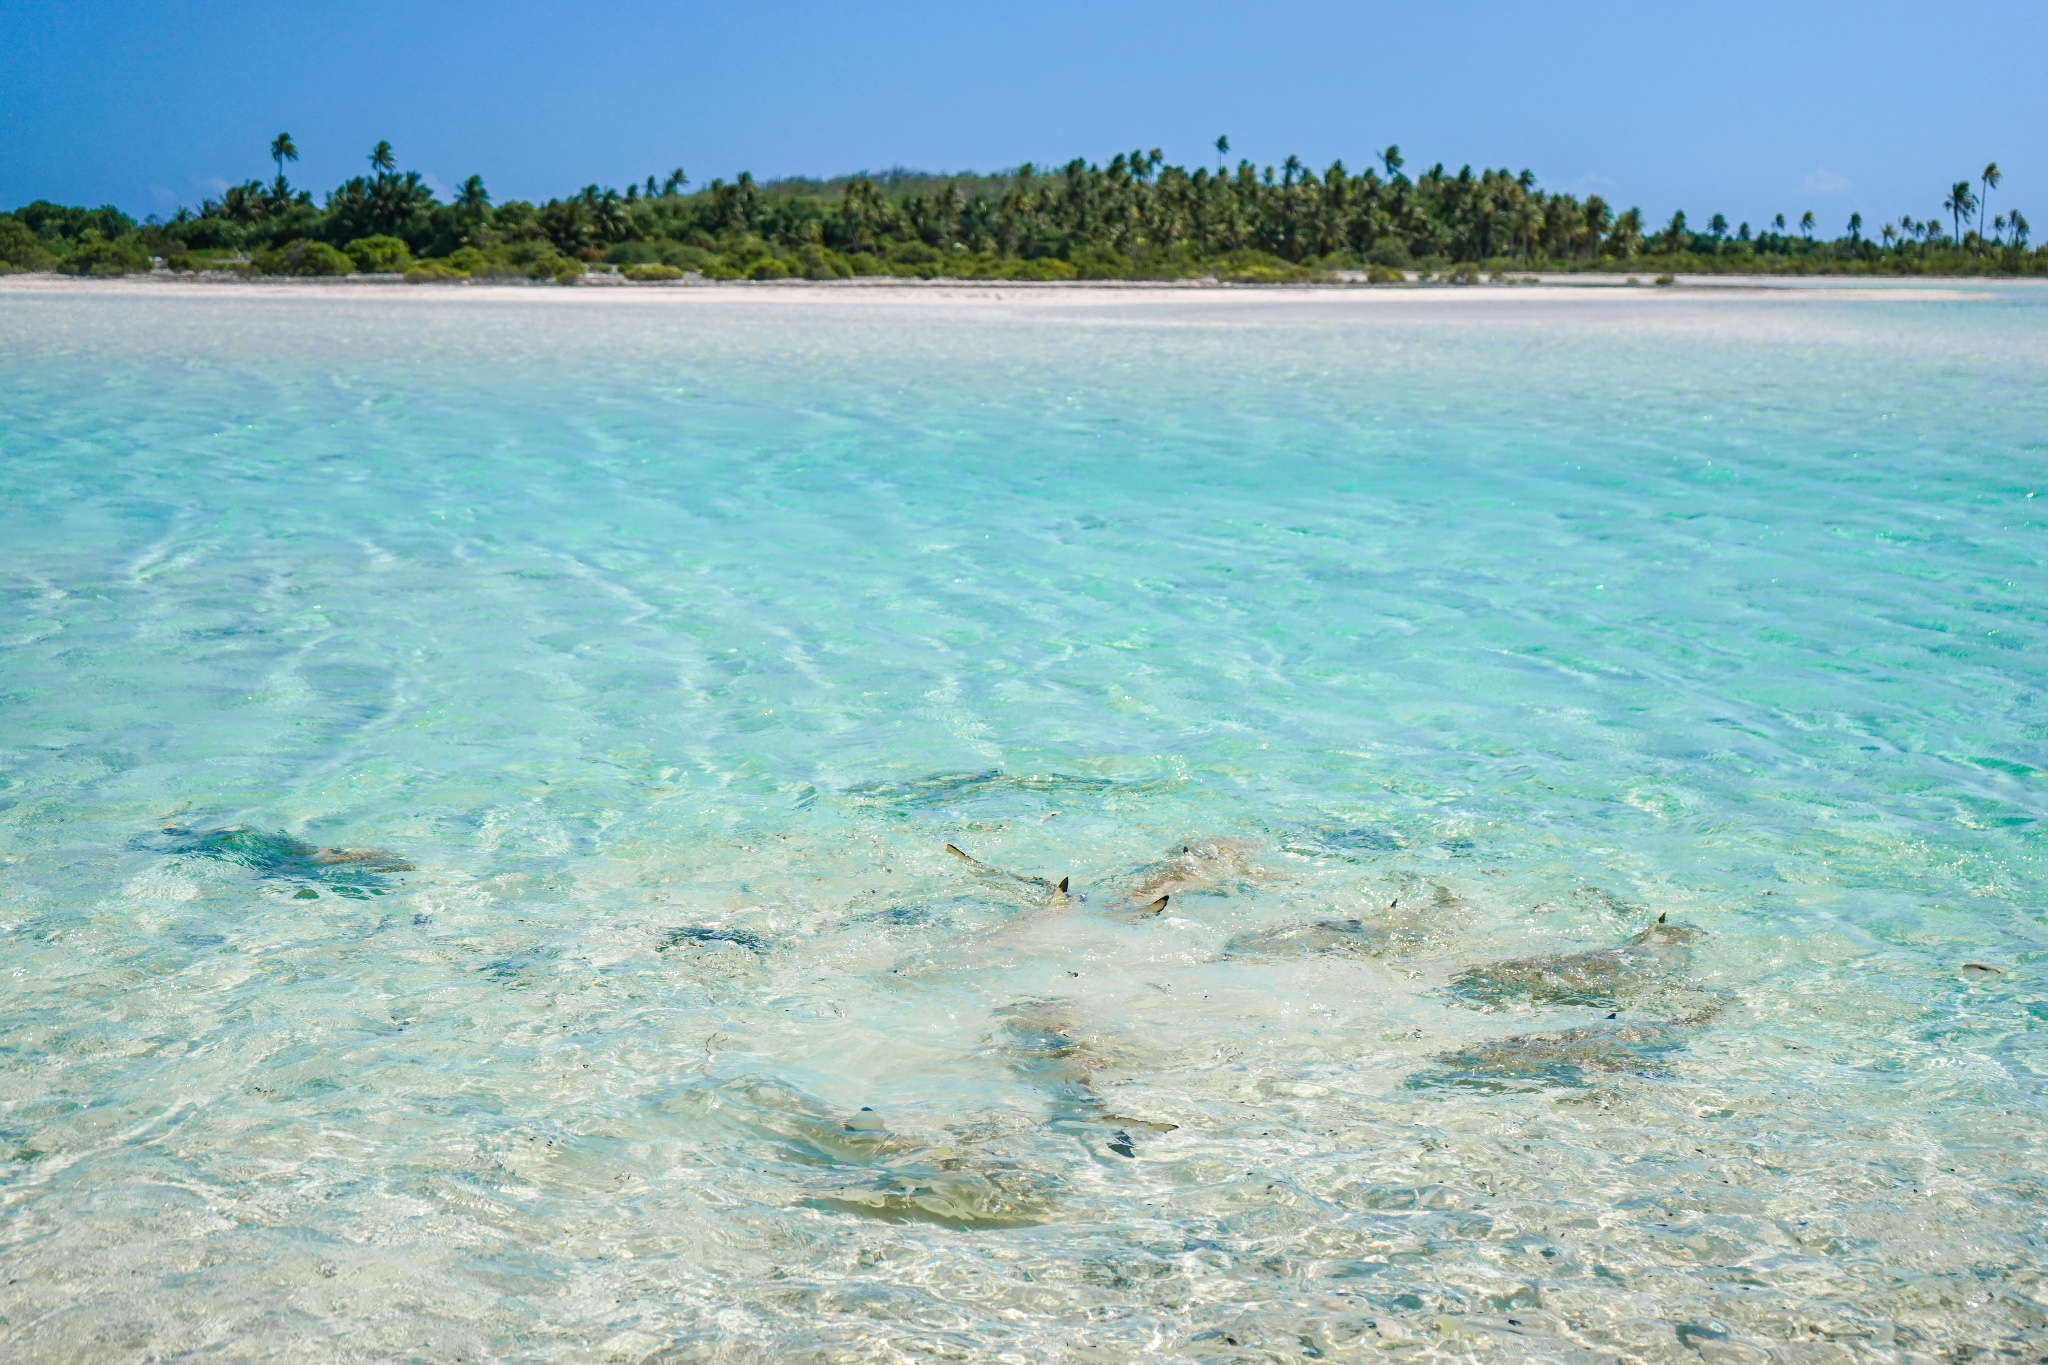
3,0,2043,233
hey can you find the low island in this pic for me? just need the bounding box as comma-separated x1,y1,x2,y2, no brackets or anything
2,138,2036,284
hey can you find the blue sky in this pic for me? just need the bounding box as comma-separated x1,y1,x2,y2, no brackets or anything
3,0,2041,232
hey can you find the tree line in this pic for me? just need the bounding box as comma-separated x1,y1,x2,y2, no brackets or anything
2,139,2037,281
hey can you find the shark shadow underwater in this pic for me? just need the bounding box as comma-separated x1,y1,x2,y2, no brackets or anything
152,824,414,897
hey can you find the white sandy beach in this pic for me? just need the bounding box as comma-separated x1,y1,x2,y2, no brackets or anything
0,271,2010,308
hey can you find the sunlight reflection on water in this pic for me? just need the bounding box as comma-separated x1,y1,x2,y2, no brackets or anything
1,282,2044,1360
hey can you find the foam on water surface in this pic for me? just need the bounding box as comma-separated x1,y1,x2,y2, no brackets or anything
1,282,2045,1360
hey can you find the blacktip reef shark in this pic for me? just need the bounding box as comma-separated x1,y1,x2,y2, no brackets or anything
1412,997,1727,1092
154,824,413,898
1110,837,1268,908
1447,912,1703,1011
944,842,1170,919
679,1075,1058,1229
1224,884,1462,960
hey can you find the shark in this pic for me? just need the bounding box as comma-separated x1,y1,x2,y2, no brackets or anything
156,824,413,897
1108,838,1267,910
1412,998,1725,1091
944,842,1168,918
1446,913,1702,1010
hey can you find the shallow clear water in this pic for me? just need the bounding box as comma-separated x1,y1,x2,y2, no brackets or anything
1,280,2045,1362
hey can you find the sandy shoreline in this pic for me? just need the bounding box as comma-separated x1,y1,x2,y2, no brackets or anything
0,271,2019,307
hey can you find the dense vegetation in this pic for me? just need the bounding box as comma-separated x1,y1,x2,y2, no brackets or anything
2,141,2038,282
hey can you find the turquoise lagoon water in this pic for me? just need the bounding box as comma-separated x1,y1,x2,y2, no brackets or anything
1,280,2044,1361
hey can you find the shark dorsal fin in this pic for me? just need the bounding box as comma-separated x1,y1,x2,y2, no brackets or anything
1058,876,1069,893
1141,894,1169,916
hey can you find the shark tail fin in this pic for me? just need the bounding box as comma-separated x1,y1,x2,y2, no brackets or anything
947,842,995,873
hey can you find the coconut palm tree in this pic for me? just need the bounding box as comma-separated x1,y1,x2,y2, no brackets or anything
1978,162,2000,237
456,175,489,210
2011,210,2030,247
269,133,298,184
1381,145,1403,179
1708,213,1727,238
662,168,688,196
1881,223,1896,247
1772,213,1785,234
1661,209,1688,254
369,141,396,173
1944,181,1975,241
1214,136,1229,172
1847,212,1862,241
1799,210,1815,239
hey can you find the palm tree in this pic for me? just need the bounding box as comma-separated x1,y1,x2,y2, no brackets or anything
269,132,298,184
1708,212,1727,237
369,140,396,173
456,175,489,210
1944,181,1975,241
1662,209,1688,254
1978,162,2000,237
1881,223,1896,247
1381,145,1403,179
1214,136,1229,172
1772,213,1786,234
662,168,688,196
2011,210,2030,247
1847,211,1862,241
1799,210,1815,239
1281,154,1302,187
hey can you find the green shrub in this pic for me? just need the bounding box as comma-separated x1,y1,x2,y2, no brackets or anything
529,254,583,284
344,235,411,273
998,257,1078,281
167,252,254,275
1364,264,1407,283
656,242,713,271
404,260,469,283
1365,240,1412,268
445,246,488,274
255,240,353,276
1069,245,1129,279
1446,263,1481,285
789,244,852,280
169,217,240,251
1654,273,1677,286
746,257,790,280
0,217,48,270
61,237,154,276
623,264,685,282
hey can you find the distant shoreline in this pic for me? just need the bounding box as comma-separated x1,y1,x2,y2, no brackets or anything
0,271,2019,301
